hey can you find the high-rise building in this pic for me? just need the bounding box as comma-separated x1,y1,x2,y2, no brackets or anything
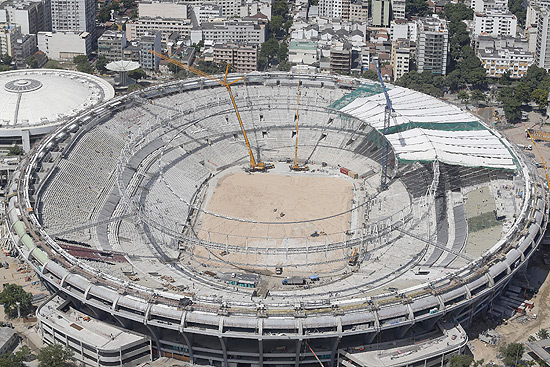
536,7,550,69
98,30,127,61
318,0,351,19
138,0,187,19
372,0,391,27
473,10,518,37
0,0,50,35
391,39,410,80
391,0,406,19
330,41,351,74
0,22,21,56
50,0,95,41
349,0,368,22
416,15,449,75
479,47,533,78
14,33,37,67
139,31,161,70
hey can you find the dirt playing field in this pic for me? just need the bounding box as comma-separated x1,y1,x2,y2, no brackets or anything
193,172,355,272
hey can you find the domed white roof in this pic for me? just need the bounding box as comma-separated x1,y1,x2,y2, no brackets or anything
0,69,115,129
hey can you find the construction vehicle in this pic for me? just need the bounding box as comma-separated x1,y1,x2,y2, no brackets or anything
524,124,550,190
149,50,274,172
282,277,305,285
290,70,308,171
348,248,358,266
310,230,320,237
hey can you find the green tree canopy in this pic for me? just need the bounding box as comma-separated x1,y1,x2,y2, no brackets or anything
272,0,289,18
73,55,88,65
7,145,24,156
0,54,12,66
95,55,108,72
128,68,146,80
499,343,525,366
458,90,469,103
38,344,74,367
449,354,473,367
532,89,549,110
363,69,378,81
270,15,284,35
25,55,40,68
509,0,526,27
470,89,486,104
406,0,432,17
0,283,33,318
537,328,550,340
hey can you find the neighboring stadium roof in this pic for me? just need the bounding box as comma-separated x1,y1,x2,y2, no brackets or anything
0,69,114,128
340,86,515,170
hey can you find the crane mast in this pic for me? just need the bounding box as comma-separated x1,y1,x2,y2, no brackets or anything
374,58,392,191
149,50,274,172
290,70,308,171
524,124,550,190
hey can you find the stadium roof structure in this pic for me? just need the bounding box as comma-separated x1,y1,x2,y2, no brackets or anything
105,60,140,72
0,69,114,129
340,86,515,170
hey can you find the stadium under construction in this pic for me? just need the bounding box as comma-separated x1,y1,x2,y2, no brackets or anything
4,72,549,367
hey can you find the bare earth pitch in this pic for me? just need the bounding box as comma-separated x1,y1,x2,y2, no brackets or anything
194,172,354,271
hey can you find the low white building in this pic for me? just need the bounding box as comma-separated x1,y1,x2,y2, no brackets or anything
193,4,223,25
478,47,533,78
37,31,92,60
125,18,192,42
138,0,188,20
289,40,318,65
474,10,518,37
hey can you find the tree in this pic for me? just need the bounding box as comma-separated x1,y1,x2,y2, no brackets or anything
514,82,532,104
500,343,525,366
470,90,486,105
537,328,550,340
528,335,537,342
532,89,549,110
73,55,88,65
7,145,24,156
502,98,522,123
509,0,526,27
406,0,432,17
0,54,12,65
500,71,512,85
363,69,378,81
449,354,473,367
259,38,279,68
95,55,108,72
272,0,289,18
458,90,469,103
38,344,74,367
270,15,284,36
277,42,288,64
76,61,94,74
0,283,33,318
25,55,40,68
0,345,30,367
128,68,146,80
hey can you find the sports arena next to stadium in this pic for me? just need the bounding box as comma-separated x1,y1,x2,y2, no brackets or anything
5,72,549,367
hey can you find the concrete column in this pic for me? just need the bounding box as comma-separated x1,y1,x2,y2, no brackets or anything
21,130,30,152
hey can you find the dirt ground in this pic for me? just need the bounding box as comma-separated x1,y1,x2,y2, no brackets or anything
0,250,45,355
466,117,550,364
197,172,353,245
193,172,354,273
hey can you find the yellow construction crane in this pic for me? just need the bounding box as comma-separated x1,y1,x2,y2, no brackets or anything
150,50,274,172
524,124,550,190
290,71,308,171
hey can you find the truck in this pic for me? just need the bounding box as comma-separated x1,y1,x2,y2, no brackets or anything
282,277,305,285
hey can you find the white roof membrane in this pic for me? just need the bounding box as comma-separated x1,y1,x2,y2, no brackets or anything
339,85,516,170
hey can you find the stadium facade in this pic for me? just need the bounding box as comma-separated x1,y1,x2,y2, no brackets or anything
5,73,548,367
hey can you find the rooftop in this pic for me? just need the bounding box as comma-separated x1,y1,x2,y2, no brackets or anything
0,69,114,129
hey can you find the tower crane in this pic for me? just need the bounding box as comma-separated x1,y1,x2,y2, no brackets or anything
523,123,550,190
373,58,393,192
149,50,274,172
290,70,308,171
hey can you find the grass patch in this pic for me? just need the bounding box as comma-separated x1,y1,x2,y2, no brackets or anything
467,211,501,233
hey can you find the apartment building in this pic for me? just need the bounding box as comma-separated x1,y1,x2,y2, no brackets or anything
479,47,533,78
473,10,518,37
416,15,449,75
213,43,258,71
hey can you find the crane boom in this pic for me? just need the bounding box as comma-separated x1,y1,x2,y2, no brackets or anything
150,50,273,171
373,59,392,191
